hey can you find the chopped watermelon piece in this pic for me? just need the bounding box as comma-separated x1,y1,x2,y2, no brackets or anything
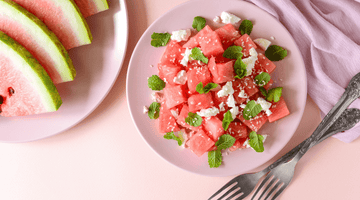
163,84,187,109
252,53,277,76
203,116,225,141
160,40,185,66
215,23,241,49
238,112,268,132
158,63,182,85
210,60,235,84
188,93,214,112
187,65,212,94
188,129,215,157
177,104,202,131
233,77,259,104
183,25,213,49
268,97,290,123
214,54,233,63
158,102,180,133
229,138,248,151
185,59,207,71
226,121,248,139
234,34,257,58
263,79,274,90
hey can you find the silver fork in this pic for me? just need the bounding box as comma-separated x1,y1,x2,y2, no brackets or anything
251,73,360,200
208,108,360,200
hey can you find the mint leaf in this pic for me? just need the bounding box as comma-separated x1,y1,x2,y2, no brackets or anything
190,47,208,64
148,75,166,91
222,111,234,131
196,82,218,94
254,72,271,87
239,19,253,35
148,102,161,119
259,87,268,97
208,149,222,168
249,131,264,152
242,100,262,120
223,46,243,59
185,112,203,127
234,58,247,79
151,32,171,47
265,45,287,61
192,16,206,31
267,87,283,102
164,132,182,146
215,134,236,150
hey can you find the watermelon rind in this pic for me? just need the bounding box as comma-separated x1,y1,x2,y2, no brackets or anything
73,0,109,18
0,0,76,84
0,31,62,114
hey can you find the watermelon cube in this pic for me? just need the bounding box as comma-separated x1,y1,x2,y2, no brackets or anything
188,93,214,112
263,79,273,90
238,111,268,132
215,23,241,49
188,129,215,157
183,25,213,49
234,34,257,58
163,84,187,109
226,121,248,139
158,102,180,133
157,63,182,85
229,138,248,151
210,60,235,84
233,77,259,104
187,65,212,94
203,116,225,141
252,53,277,76
268,97,290,122
160,40,185,66
177,104,202,131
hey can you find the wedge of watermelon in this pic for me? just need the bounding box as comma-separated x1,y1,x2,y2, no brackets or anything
0,0,75,84
12,0,93,50
0,31,62,116
74,0,109,18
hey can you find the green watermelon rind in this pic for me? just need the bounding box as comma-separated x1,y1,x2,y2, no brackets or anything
0,0,76,83
0,31,62,112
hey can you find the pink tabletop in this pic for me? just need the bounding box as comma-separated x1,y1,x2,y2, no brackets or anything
0,0,360,200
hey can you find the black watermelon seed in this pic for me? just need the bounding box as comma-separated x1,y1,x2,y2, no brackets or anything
8,87,14,96
0,96,3,104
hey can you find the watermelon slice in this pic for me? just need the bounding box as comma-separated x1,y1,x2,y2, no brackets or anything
0,31,62,116
158,101,180,133
233,77,259,104
238,112,268,132
268,97,290,123
187,65,212,94
226,121,248,139
203,116,225,141
0,0,75,84
188,93,214,112
73,0,109,18
187,129,215,157
214,23,241,49
163,84,187,109
12,0,93,50
210,60,235,84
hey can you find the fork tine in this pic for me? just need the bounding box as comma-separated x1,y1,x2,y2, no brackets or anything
271,184,287,200
257,176,278,200
251,174,272,200
264,181,282,200
217,183,239,200
208,179,237,200
225,190,242,200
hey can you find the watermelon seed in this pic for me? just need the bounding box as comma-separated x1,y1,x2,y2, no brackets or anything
8,87,15,96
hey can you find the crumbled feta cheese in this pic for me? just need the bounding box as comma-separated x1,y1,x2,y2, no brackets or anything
143,106,148,114
180,48,192,67
151,92,162,102
217,81,234,97
219,102,225,111
197,107,220,118
254,38,271,51
240,104,246,109
220,11,241,24
262,134,268,143
238,90,248,98
243,139,251,148
213,16,221,23
173,70,187,85
256,97,272,116
227,94,236,108
270,36,275,40
171,109,179,119
229,106,239,119
171,29,191,42
242,48,258,76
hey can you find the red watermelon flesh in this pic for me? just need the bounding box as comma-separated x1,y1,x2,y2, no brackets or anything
188,93,214,112
183,25,213,49
188,129,215,157
12,0,92,50
187,65,212,94
176,104,202,131
233,77,259,104
203,116,225,141
238,111,268,132
158,101,180,133
263,79,273,90
160,40,185,66
226,121,248,139
163,84,187,109
215,23,241,49
211,60,235,84
73,0,109,18
229,138,248,151
186,59,207,71
252,53,277,76
158,63,182,85
268,97,290,123
234,34,257,58
198,29,224,57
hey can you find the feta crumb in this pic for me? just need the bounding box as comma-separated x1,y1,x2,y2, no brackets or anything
219,102,225,112
262,134,268,143
171,29,191,42
143,106,148,114
213,16,221,23
227,94,236,108
254,38,271,51
229,106,239,119
150,64,154,68
220,11,241,24
270,36,275,40
171,109,179,119
217,81,234,97
256,97,272,116
173,70,187,85
238,90,248,98
197,107,220,118
242,48,258,76
180,48,192,67
151,92,162,102
240,104,246,109
243,139,251,148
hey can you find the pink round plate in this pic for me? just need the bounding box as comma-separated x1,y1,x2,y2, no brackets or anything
0,0,128,143
127,0,307,177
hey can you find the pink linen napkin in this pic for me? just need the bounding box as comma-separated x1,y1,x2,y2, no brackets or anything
244,0,360,142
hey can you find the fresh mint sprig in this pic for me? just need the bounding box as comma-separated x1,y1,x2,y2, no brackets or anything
190,47,208,64
266,87,283,102
222,111,234,131
192,16,206,31
254,72,271,87
242,100,262,120
148,75,166,91
208,134,236,168
164,132,183,146
234,58,247,79
239,19,253,35
223,46,243,60
185,112,202,127
208,149,222,168
248,131,264,152
215,134,236,150
150,32,171,47
196,82,218,94
148,102,161,119
265,45,287,61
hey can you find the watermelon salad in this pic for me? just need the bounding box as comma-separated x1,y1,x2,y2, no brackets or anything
0,0,109,117
146,12,290,168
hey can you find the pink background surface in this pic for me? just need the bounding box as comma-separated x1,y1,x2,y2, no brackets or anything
0,0,360,200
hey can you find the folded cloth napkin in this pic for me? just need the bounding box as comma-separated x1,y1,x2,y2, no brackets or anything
244,0,360,142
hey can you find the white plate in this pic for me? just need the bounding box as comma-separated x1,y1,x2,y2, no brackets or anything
0,0,128,143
